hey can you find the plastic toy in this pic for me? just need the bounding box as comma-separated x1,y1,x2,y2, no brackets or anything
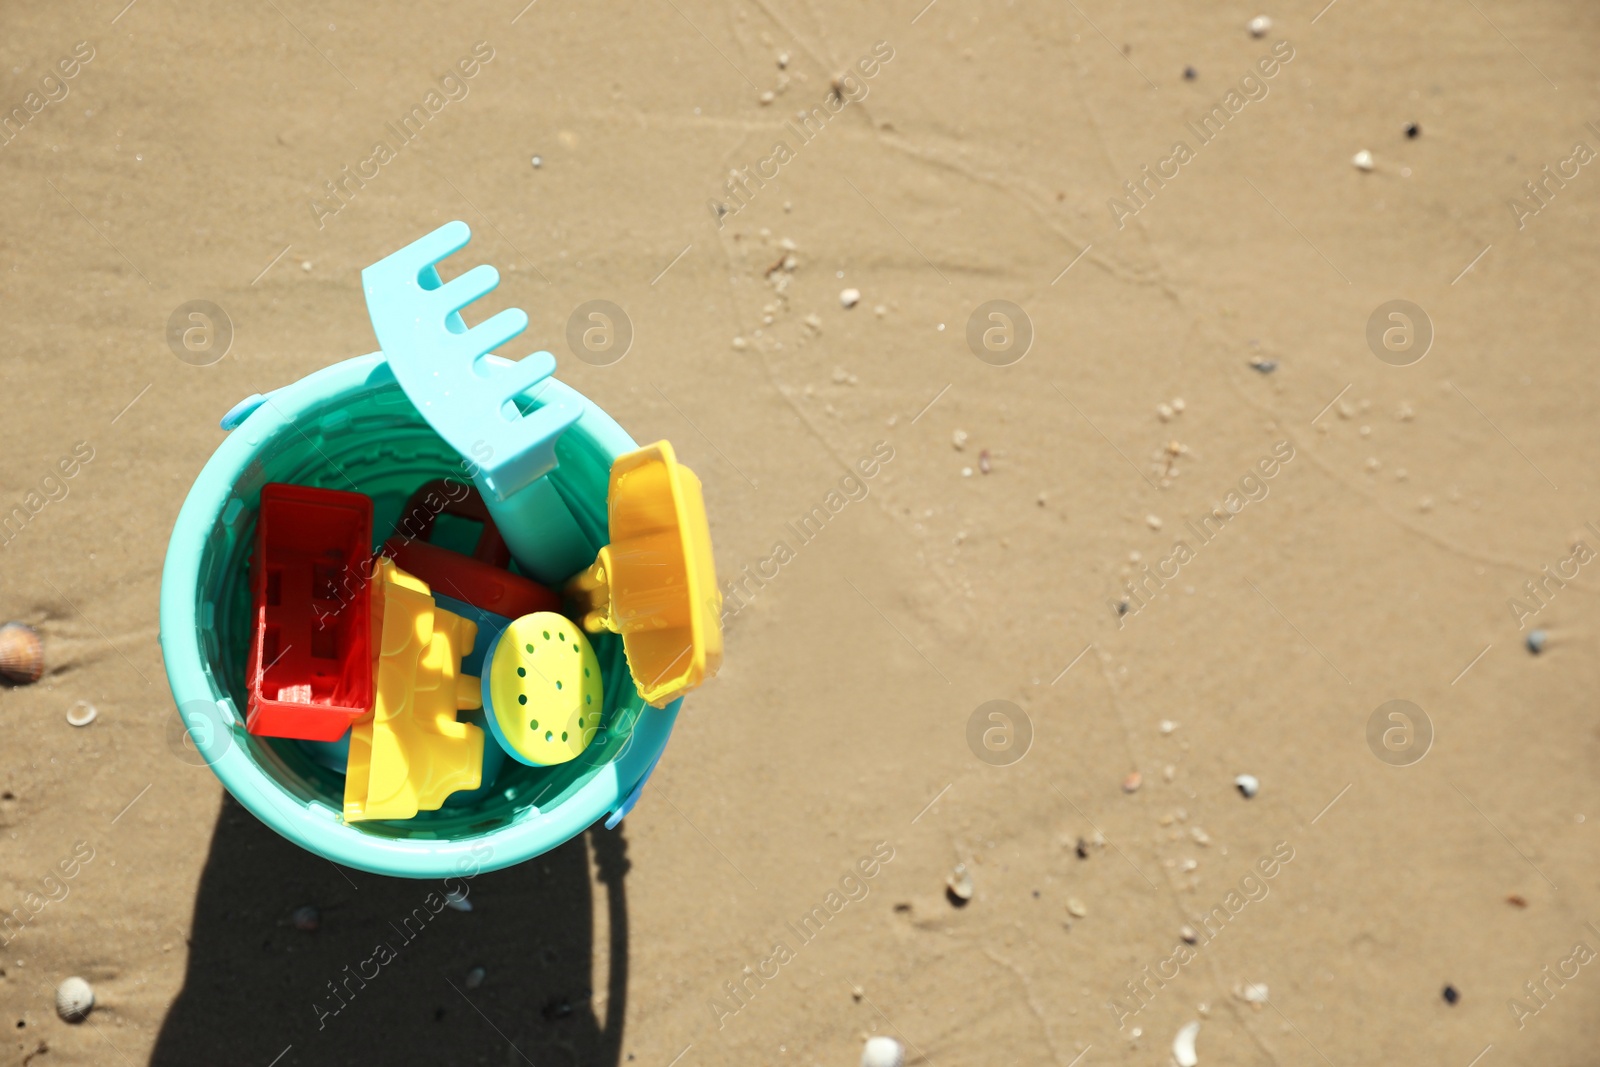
362,221,592,584
160,225,692,879
480,611,604,766
567,441,723,707
344,558,485,823
384,537,559,623
244,484,374,741
390,478,513,567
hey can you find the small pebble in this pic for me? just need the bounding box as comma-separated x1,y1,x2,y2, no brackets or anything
300,260,313,272
758,90,775,105
731,336,747,351
1171,397,1185,412
1075,837,1090,859
1248,14,1272,36
777,52,790,69
1235,773,1260,798
465,966,486,990
1405,122,1420,139
1066,898,1088,918
1442,985,1459,1005
1180,924,1198,944
840,287,861,308
530,155,542,168
445,889,472,912
1146,514,1163,530
1249,357,1277,374
1157,402,1174,421
978,449,991,474
874,304,887,316
1123,771,1143,793
952,429,968,451
961,467,973,478
1526,630,1547,654
1507,893,1528,908
1353,149,1374,171
1183,65,1197,80
946,863,974,905
291,905,320,932
861,1035,905,1067
1238,982,1269,1004
1160,719,1177,735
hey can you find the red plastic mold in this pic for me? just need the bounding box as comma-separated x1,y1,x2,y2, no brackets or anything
381,478,558,618
382,537,559,620
245,484,376,741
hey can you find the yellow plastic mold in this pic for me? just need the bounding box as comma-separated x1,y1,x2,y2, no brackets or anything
482,611,603,766
565,440,723,708
344,558,485,823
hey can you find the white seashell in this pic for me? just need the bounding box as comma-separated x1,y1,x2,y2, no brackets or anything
445,888,473,912
0,622,44,684
1248,15,1271,35
861,1035,906,1067
56,976,94,1022
1352,149,1374,171
465,966,486,989
1066,898,1088,918
1172,1020,1201,1067
946,863,973,902
66,701,97,727
840,288,862,308
1238,981,1269,1003
1235,774,1260,798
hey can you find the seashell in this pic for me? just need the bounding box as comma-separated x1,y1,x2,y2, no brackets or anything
840,288,861,309
445,888,473,912
1352,149,1374,171
1526,630,1547,654
945,863,973,905
0,622,44,684
465,966,486,990
292,905,320,932
1066,898,1088,918
1248,14,1271,36
1235,774,1260,799
1180,924,1199,944
56,976,94,1023
1173,1020,1201,1067
861,1035,905,1067
1122,771,1143,793
65,701,97,727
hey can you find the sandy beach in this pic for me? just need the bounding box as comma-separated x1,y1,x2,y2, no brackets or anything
3,0,1599,1064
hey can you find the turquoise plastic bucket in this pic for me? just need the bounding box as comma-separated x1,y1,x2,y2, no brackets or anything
158,353,677,879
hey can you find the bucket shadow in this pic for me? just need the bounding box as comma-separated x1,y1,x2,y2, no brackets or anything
149,792,628,1067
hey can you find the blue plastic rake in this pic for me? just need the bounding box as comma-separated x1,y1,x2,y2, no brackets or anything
362,221,591,583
